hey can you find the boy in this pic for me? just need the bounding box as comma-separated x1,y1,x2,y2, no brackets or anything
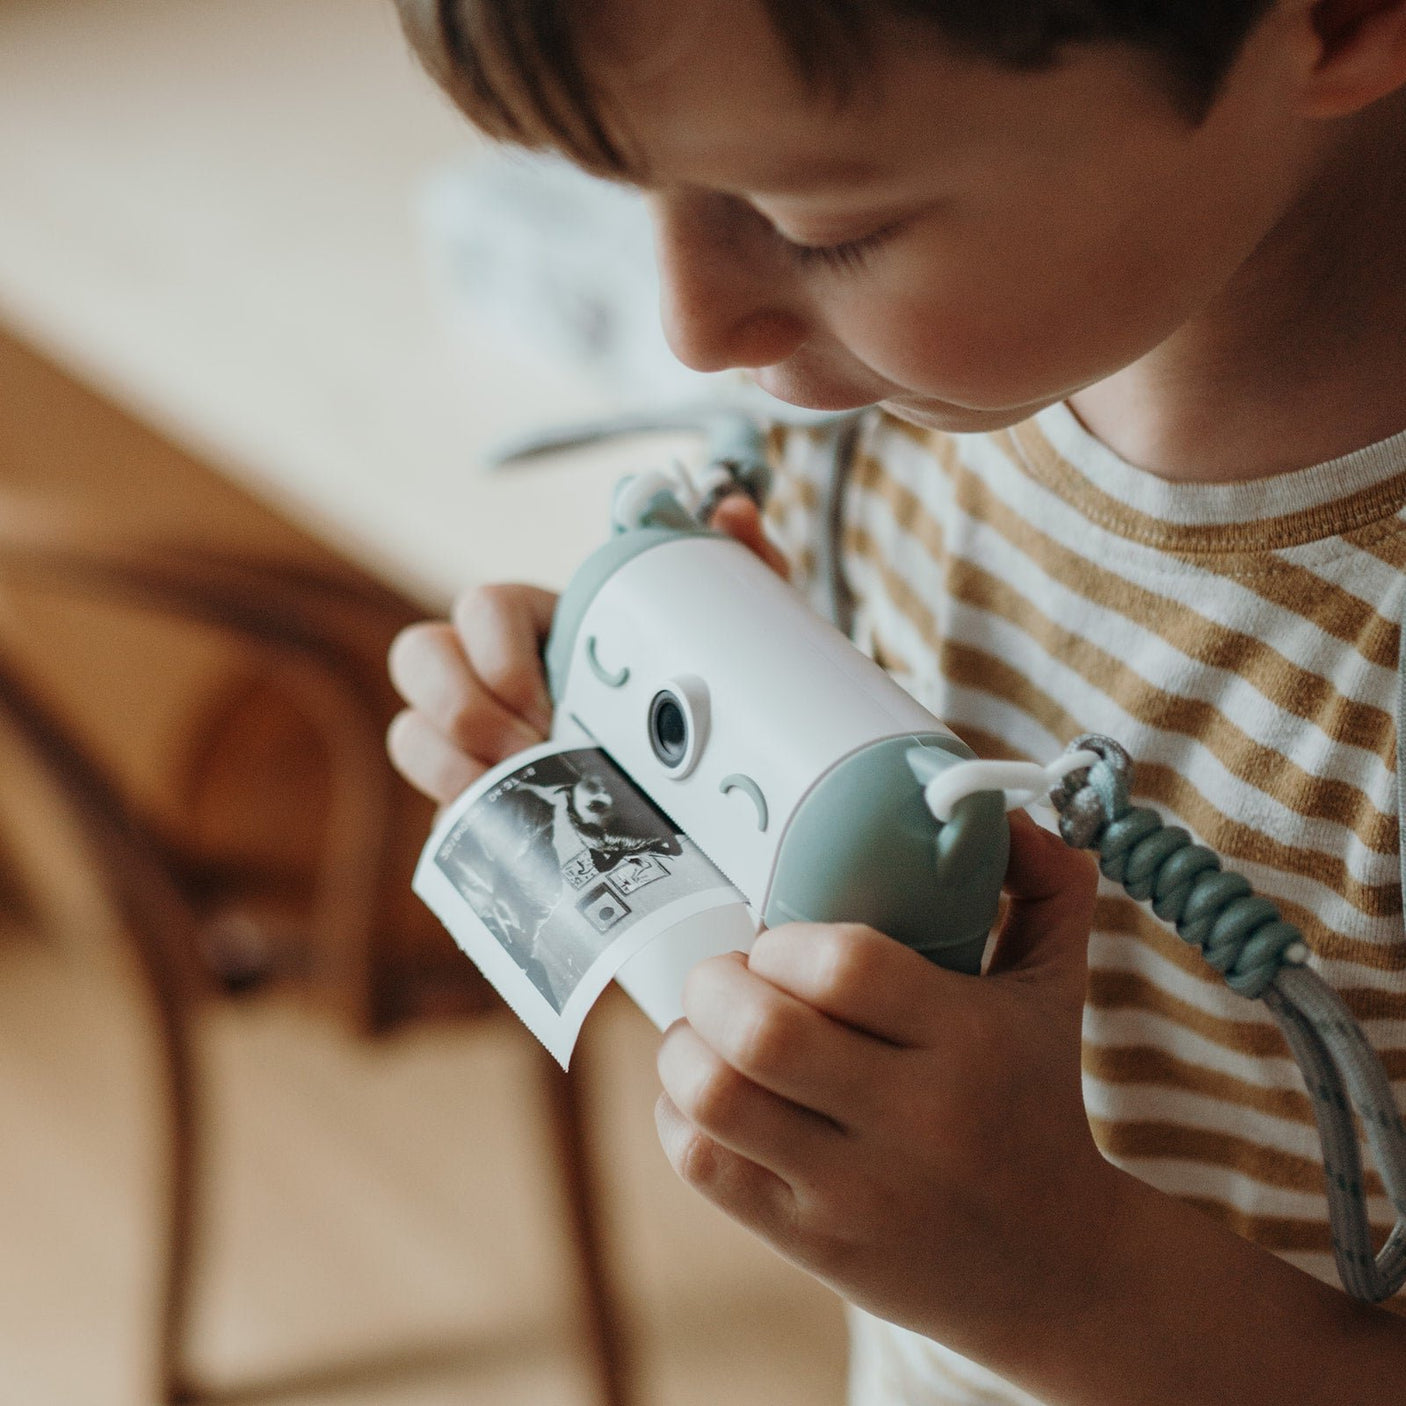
385,2,1406,1401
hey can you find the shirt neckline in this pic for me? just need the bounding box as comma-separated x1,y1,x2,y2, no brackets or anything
1007,403,1406,554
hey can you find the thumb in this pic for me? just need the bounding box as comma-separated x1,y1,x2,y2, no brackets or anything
984,811,1098,999
708,493,791,580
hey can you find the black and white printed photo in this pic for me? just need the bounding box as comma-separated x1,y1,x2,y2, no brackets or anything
433,748,686,1012
415,740,755,1065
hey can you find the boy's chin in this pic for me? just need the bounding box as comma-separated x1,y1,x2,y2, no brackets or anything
879,394,1060,434
744,368,1061,433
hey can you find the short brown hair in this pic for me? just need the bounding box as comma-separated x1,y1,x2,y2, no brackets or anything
395,0,1277,171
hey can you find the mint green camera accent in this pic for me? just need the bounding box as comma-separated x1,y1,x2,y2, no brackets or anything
763,734,1009,975
705,418,773,503
614,481,702,534
585,635,630,688
545,525,712,704
720,773,770,832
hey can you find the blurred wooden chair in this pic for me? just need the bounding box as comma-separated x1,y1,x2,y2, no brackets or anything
0,495,630,1406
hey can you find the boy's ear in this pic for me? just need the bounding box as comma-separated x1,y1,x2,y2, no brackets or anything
1297,0,1406,115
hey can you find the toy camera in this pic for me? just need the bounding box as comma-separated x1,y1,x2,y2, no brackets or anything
543,508,1011,1027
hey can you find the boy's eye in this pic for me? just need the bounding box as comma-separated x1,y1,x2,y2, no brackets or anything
783,220,904,275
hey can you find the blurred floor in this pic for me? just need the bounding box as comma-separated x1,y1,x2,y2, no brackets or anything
0,799,849,1405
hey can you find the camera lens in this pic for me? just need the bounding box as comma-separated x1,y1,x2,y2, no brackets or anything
649,690,689,768
644,676,709,778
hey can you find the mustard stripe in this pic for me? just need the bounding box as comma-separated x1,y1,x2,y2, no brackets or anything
1094,884,1406,984
1344,515,1406,575
953,553,1395,837
1086,968,1296,1062
1085,956,1406,1074
1093,1118,1372,1196
1084,1042,1314,1128
1179,1197,1400,1264
770,466,820,512
1006,418,1406,556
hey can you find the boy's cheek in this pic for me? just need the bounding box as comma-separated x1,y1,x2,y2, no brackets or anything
864,307,1092,416
838,242,1191,418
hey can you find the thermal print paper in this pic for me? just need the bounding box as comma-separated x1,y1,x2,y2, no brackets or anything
414,741,756,1066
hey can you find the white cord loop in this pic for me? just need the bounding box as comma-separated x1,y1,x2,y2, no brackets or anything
918,750,1100,823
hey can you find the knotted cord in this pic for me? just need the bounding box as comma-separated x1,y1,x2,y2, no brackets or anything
1051,736,1406,1303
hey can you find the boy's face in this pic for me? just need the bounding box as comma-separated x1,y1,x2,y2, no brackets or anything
588,0,1310,432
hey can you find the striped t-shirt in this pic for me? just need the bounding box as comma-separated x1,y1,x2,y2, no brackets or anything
765,402,1406,1406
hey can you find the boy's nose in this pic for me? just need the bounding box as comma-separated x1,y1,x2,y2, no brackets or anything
650,192,809,375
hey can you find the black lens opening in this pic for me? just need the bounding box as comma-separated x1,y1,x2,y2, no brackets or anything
649,691,689,768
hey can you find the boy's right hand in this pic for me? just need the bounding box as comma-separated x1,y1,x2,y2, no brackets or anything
386,494,786,806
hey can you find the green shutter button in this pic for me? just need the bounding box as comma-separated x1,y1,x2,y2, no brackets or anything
585,635,630,688
720,774,768,832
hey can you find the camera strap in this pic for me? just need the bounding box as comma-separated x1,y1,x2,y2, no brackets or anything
804,408,1406,1305
925,730,1406,1304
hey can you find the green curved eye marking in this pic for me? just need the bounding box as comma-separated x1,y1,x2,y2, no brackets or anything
720,774,769,832
586,635,630,688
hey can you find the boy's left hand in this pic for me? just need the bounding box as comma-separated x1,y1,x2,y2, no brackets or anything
655,809,1124,1355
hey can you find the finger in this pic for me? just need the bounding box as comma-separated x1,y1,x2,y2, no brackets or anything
386,708,486,805
655,1090,799,1238
657,1019,842,1183
682,952,893,1128
708,495,791,579
388,620,543,761
745,922,956,1049
984,811,1097,993
452,585,558,738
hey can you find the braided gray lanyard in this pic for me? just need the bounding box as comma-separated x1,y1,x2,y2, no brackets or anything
803,412,1406,1304
1050,732,1406,1304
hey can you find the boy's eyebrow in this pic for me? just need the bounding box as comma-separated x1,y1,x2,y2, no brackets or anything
628,151,887,197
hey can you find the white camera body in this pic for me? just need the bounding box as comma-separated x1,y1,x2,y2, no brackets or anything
546,524,1009,1027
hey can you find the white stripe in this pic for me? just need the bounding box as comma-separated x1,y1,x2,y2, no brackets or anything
852,1313,1043,1406
1031,401,1406,525
1083,1007,1313,1103
1101,1155,1403,1231
1307,950,1406,997
1086,928,1282,1018
1281,1250,1354,1286
1089,920,1406,1013
1088,999,1406,1106
1084,1053,1319,1151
